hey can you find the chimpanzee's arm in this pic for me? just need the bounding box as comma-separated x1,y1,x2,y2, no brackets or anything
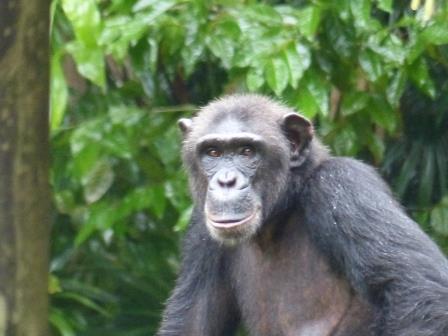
301,158,448,336
157,209,240,336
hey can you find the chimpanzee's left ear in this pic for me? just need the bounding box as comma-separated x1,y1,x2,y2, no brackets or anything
281,113,314,168
178,118,193,137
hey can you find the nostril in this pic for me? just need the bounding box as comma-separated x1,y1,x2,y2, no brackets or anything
218,171,237,188
227,176,237,187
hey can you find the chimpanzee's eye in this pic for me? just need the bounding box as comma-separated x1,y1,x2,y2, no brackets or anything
206,148,221,157
240,146,255,157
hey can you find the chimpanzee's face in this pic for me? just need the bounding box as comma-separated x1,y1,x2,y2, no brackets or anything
195,118,266,243
179,96,313,245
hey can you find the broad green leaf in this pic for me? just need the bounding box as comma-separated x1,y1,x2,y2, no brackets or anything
359,49,384,82
50,51,68,131
62,0,101,47
341,91,369,116
164,179,190,210
49,308,76,336
296,43,311,69
82,159,114,204
334,0,351,21
350,0,371,31
159,16,185,56
133,0,159,12
216,19,242,40
100,14,149,60
369,96,397,133
215,0,242,5
154,125,181,166
407,34,427,64
366,133,385,163
137,151,166,182
246,67,265,91
265,57,289,96
206,19,241,69
119,187,153,213
431,197,448,236
71,120,103,155
422,22,448,45
180,11,203,72
233,45,254,68
49,274,62,294
295,86,318,119
301,70,329,116
332,126,358,156
62,0,105,87
75,202,117,245
100,130,135,159
108,105,144,127
50,0,59,32
175,205,193,231
284,43,311,89
207,35,235,69
376,0,393,13
326,18,353,59
296,5,321,39
66,42,105,88
243,4,282,25
98,15,130,52
387,70,407,107
149,186,167,219
368,34,406,66
276,5,299,27
133,0,177,20
181,41,204,76
109,186,167,222
409,58,436,98
54,191,76,215
72,147,102,185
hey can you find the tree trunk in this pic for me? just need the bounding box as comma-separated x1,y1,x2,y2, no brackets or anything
0,0,50,335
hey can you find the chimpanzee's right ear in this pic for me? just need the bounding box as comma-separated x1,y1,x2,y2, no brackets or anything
178,118,192,137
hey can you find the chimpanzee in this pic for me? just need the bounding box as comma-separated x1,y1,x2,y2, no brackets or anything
157,94,448,336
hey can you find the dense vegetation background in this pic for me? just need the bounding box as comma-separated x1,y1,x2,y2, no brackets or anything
49,0,448,334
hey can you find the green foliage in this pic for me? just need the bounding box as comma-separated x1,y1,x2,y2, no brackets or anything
50,0,448,334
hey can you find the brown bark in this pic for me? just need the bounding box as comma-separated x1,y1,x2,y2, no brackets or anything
0,0,50,335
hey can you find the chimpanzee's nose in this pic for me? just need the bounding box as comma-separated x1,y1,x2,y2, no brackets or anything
217,170,237,188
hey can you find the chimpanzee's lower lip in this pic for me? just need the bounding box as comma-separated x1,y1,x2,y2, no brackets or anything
207,211,256,228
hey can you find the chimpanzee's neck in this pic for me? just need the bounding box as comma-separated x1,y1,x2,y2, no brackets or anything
250,210,305,252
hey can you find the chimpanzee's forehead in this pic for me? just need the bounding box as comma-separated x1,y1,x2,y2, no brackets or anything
209,117,250,134
189,94,294,142
207,114,279,139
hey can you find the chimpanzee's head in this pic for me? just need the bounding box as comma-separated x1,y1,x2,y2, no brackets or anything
179,94,315,244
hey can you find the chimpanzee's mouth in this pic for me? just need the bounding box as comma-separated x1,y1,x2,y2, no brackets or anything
207,211,257,228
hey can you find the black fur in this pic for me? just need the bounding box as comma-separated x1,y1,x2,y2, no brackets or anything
302,158,448,336
157,209,240,335
157,94,448,336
